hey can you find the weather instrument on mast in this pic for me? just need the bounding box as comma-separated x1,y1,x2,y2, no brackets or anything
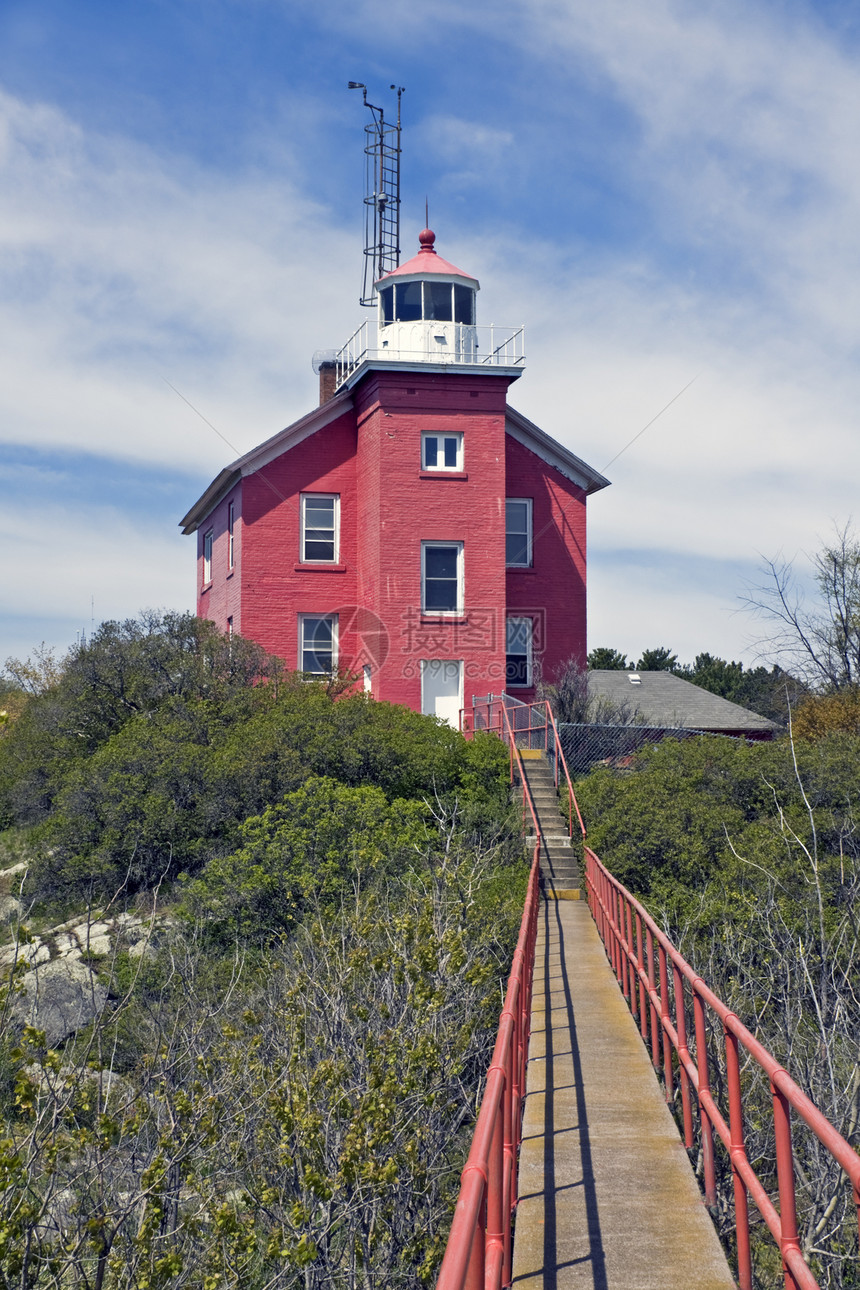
348,82,404,306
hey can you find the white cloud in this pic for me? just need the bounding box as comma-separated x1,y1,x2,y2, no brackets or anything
5,2,860,668
0,88,361,473
0,498,191,633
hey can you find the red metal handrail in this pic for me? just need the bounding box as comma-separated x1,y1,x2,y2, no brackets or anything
462,696,585,842
544,701,586,840
585,846,860,1290
436,707,544,1289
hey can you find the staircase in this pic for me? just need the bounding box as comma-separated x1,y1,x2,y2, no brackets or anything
517,751,581,898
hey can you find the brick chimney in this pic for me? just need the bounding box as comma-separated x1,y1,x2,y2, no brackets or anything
319,361,337,406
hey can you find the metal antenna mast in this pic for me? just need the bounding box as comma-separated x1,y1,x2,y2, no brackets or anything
348,82,404,306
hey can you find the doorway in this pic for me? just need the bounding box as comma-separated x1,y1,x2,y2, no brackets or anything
420,659,463,728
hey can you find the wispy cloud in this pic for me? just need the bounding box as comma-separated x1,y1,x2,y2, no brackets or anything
0,88,359,472
3,2,860,666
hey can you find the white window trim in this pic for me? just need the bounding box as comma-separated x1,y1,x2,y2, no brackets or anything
298,614,339,676
300,493,340,563
421,431,464,472
227,502,235,570
506,498,533,568
202,530,213,584
506,616,533,687
421,541,464,615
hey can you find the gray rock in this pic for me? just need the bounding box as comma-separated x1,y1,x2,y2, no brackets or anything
11,958,108,1046
0,939,51,969
71,921,110,941
0,861,28,879
0,895,22,925
126,938,155,959
54,932,79,956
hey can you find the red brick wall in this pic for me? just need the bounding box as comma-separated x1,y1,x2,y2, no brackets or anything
196,489,242,632
504,434,588,700
191,371,589,715
238,409,359,669
353,369,513,710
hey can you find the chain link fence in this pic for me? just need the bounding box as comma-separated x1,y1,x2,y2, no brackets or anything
557,722,715,775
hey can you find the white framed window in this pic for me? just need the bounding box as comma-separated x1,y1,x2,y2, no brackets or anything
228,502,235,569
203,530,213,584
506,498,532,567
301,494,339,563
299,615,338,675
506,617,533,687
421,432,463,472
421,542,464,614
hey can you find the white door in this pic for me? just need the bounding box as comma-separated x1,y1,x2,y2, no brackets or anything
421,660,464,727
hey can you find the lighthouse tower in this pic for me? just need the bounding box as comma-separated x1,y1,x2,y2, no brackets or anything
180,226,609,725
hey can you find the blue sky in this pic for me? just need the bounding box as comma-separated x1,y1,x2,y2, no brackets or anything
3,0,860,671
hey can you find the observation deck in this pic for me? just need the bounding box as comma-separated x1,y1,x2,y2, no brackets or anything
334,318,525,391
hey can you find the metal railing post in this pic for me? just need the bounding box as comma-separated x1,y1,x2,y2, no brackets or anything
658,944,673,1102
673,964,695,1148
772,1082,802,1290
636,910,647,1043
725,1026,752,1290
624,899,634,1004
646,926,660,1070
693,990,717,1208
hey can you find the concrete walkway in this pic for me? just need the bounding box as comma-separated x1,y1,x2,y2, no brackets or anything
512,899,736,1289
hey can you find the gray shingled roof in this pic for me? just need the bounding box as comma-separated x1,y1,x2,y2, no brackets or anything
587,670,780,734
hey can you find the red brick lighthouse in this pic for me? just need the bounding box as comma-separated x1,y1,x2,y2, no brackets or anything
180,226,609,725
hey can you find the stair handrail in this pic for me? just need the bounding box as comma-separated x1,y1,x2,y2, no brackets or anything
544,702,586,840
436,698,544,1289
501,701,543,852
585,845,860,1290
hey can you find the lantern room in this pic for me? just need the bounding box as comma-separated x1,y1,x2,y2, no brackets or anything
374,228,480,362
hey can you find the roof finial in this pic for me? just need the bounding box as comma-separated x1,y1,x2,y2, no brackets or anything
425,196,429,227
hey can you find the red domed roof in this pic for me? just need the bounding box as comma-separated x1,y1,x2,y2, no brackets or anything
376,229,478,287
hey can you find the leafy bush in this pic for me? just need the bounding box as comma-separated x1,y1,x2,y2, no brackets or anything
181,776,432,946
0,613,510,910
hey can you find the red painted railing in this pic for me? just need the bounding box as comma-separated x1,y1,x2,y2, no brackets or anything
461,695,584,839
586,846,860,1290
436,706,544,1289
544,700,585,840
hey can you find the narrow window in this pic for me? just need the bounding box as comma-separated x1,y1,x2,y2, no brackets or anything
301,494,339,562
203,530,213,584
425,281,453,321
227,616,233,639
299,615,338,675
506,499,532,567
228,502,235,570
422,542,463,614
396,281,422,322
506,617,533,687
421,431,463,471
454,284,474,324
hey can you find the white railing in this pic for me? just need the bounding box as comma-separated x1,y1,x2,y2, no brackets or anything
335,321,526,388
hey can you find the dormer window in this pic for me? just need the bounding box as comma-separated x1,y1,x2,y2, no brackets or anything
379,281,475,326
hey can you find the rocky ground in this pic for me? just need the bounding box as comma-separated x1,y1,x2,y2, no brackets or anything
1,861,169,1045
